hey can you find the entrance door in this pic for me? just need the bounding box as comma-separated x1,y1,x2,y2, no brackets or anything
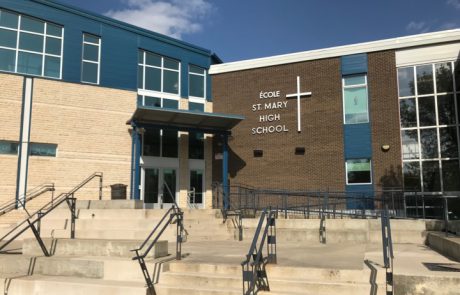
143,168,177,208
189,169,204,209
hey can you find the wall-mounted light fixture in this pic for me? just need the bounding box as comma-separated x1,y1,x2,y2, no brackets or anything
381,144,390,152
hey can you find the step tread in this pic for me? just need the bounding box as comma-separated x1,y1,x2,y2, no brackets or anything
9,275,145,287
155,283,241,294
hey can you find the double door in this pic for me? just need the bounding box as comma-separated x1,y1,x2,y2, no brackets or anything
143,167,177,208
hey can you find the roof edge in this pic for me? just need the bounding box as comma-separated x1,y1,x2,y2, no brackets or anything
209,29,460,74
33,0,212,56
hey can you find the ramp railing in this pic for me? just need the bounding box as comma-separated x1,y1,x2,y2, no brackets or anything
381,206,394,295
241,209,277,295
132,183,184,295
0,183,55,217
0,172,103,255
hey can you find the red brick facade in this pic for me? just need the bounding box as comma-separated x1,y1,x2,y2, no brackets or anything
212,50,403,191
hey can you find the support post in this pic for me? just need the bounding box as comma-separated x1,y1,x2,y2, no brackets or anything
222,133,229,210
133,127,142,200
67,196,76,239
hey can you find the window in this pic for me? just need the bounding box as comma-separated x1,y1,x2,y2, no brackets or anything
137,95,179,110
138,50,180,107
143,128,178,158
0,9,63,78
0,140,19,155
346,159,372,184
189,65,205,98
30,143,57,157
398,61,460,193
342,75,369,124
81,33,100,84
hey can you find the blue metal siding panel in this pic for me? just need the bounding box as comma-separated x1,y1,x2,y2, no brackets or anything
2,0,213,93
341,54,368,75
345,184,374,209
343,124,372,159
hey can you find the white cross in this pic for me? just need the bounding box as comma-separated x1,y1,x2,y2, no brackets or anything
286,76,312,132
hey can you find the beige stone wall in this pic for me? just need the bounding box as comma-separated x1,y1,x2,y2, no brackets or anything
0,72,213,212
27,78,136,204
0,74,24,204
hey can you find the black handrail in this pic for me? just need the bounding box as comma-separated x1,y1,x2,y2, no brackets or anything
0,172,103,255
0,183,55,217
381,207,394,295
241,209,277,295
131,192,184,295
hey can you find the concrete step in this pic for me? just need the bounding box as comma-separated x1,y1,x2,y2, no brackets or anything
26,228,236,242
46,209,221,220
243,228,368,243
22,238,168,258
0,255,165,282
155,284,240,295
39,218,230,231
0,275,147,295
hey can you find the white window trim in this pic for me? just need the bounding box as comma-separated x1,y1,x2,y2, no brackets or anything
345,159,373,185
81,33,101,85
0,11,64,79
342,74,369,125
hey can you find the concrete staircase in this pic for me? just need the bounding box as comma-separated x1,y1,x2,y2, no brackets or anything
0,200,437,295
153,261,386,295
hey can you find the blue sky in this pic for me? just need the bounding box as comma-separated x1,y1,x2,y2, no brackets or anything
59,0,460,62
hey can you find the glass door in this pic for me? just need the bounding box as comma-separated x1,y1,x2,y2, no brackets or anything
143,167,177,208
189,169,204,209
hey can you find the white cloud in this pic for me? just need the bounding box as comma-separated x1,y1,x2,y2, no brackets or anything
447,0,460,9
405,21,431,33
440,22,460,30
105,0,213,39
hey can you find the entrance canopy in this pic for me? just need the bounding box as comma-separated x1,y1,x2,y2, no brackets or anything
127,107,244,134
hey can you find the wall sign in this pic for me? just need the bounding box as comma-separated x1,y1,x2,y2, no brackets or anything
251,77,312,135
251,91,289,135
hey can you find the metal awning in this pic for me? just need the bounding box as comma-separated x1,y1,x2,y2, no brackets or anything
127,107,244,133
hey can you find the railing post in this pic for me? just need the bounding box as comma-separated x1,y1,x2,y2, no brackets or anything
70,195,76,239
37,210,43,235
176,210,183,260
283,194,287,219
99,173,103,200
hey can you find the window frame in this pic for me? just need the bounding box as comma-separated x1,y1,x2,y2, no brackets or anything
345,158,373,185
188,64,206,102
0,9,64,79
81,33,101,85
397,61,460,194
342,74,369,125
138,50,181,107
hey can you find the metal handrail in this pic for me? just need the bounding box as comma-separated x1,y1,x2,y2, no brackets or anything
0,172,103,255
242,209,277,295
0,183,55,217
132,183,184,295
381,207,394,295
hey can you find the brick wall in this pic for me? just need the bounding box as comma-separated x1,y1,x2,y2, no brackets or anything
212,58,346,191
368,51,403,190
27,78,136,204
0,74,24,202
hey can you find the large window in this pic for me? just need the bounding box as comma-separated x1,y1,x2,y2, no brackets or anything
0,9,63,78
398,61,460,193
346,159,372,184
81,33,100,84
143,128,178,158
342,75,369,124
189,65,205,99
138,50,180,108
